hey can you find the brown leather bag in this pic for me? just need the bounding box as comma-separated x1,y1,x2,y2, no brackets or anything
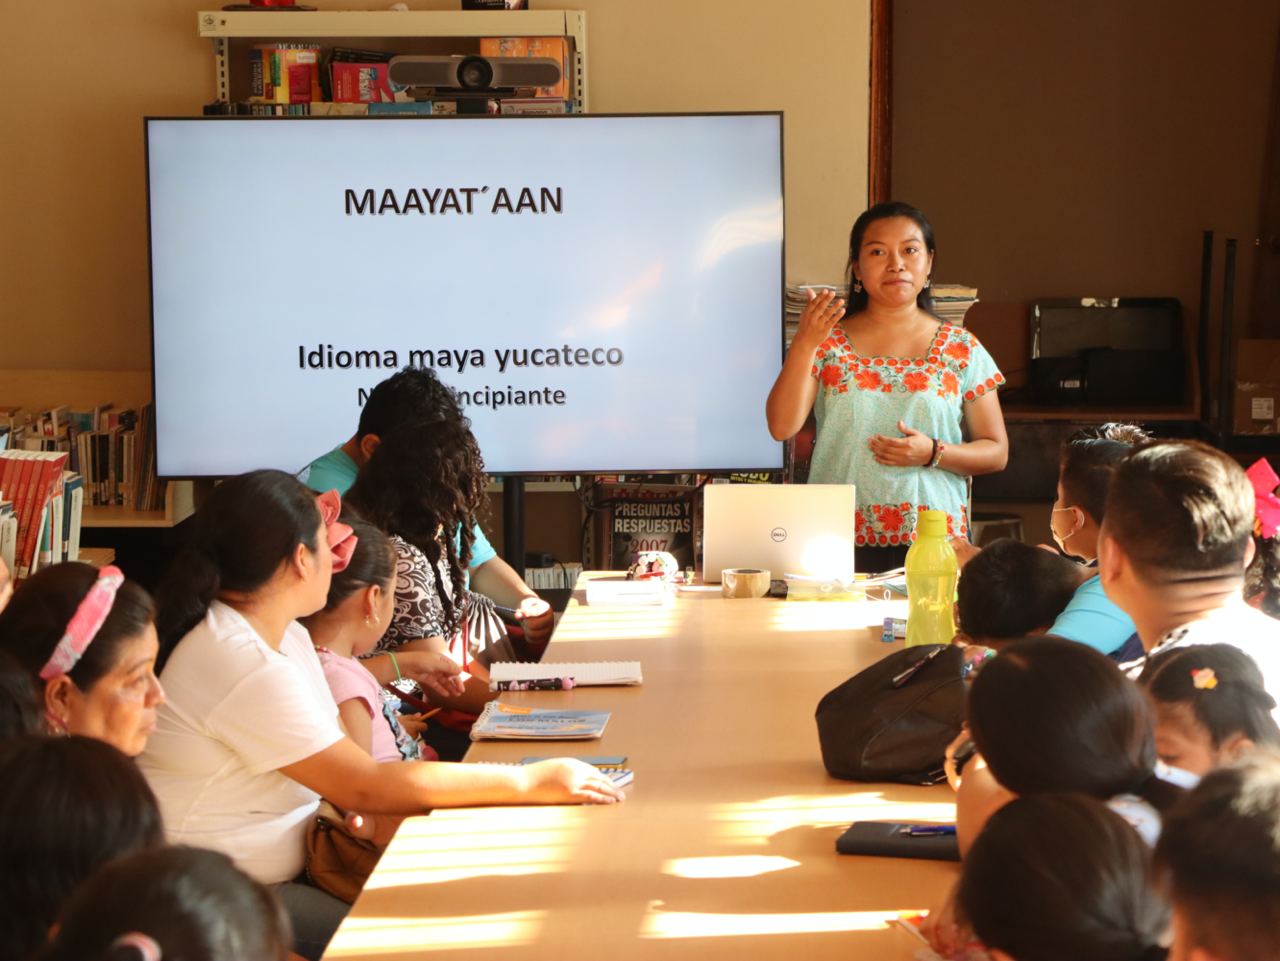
304,800,384,904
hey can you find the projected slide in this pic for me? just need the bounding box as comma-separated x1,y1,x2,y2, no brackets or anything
147,115,783,476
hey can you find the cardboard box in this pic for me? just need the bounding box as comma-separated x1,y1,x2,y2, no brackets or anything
480,37,572,100
1234,339,1280,435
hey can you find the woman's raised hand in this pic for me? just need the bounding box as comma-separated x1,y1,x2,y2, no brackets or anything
793,288,845,353
868,420,933,467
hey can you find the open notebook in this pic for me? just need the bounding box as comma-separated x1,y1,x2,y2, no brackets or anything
489,661,642,690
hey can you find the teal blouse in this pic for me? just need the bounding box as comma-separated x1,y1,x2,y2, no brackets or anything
808,323,1004,547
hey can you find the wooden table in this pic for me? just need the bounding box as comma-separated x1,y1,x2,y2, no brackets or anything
325,579,958,961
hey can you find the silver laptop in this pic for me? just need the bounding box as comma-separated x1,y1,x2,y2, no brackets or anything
702,483,856,583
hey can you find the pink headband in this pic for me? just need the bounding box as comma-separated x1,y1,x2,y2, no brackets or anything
316,490,358,573
1247,458,1280,541
39,565,125,681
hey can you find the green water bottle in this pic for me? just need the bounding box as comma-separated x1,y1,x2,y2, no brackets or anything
905,510,958,647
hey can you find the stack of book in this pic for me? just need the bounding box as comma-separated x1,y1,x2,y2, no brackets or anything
0,453,84,580
783,282,979,346
0,402,164,513
207,36,574,117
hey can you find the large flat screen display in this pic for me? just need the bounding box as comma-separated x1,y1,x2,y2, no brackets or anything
146,114,784,476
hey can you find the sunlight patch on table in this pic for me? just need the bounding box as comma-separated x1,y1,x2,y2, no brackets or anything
639,901,912,939
326,911,547,955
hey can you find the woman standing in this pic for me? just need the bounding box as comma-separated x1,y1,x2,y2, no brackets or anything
767,202,1008,571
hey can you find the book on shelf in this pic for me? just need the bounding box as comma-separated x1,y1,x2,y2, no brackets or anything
0,451,69,579
252,44,323,105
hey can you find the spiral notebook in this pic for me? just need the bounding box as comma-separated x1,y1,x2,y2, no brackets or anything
470,703,611,740
489,661,642,690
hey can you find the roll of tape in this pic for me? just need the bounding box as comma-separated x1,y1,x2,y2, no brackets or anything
721,568,771,599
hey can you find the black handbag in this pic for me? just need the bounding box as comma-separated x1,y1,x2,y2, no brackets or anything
815,644,965,785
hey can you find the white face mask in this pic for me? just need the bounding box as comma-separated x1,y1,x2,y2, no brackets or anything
1050,506,1083,556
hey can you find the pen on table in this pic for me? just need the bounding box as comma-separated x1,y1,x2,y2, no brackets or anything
420,706,444,720
494,677,576,692
898,825,957,837
890,645,946,688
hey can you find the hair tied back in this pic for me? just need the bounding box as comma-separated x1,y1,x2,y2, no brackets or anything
109,933,162,961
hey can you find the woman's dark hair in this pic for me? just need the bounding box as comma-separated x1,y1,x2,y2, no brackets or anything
1059,434,1141,525
845,201,936,315
1246,533,1280,619
0,735,164,960
968,637,1183,812
1104,440,1254,577
319,509,395,612
0,562,155,692
356,365,463,441
1154,750,1280,961
958,793,1168,961
1139,643,1280,751
155,470,322,657
0,648,44,738
345,418,485,637
41,846,292,961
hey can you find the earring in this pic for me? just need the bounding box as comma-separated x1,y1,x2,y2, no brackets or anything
924,276,932,289
852,280,863,294
364,613,381,628
45,712,69,737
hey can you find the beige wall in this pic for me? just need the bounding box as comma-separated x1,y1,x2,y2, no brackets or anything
892,0,1279,383
3,0,869,372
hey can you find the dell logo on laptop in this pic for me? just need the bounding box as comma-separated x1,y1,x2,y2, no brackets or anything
771,527,787,542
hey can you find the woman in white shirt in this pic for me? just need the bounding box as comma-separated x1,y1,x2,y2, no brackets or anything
140,470,623,960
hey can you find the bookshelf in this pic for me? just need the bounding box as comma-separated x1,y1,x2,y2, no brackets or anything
197,9,589,113
82,481,195,529
1,368,195,531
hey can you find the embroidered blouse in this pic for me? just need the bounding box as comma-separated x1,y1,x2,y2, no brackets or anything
808,322,1004,547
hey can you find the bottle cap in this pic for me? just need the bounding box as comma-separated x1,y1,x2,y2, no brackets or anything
915,509,948,539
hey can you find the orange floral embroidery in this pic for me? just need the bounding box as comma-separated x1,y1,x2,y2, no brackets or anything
944,341,971,362
877,506,906,533
818,365,843,388
903,371,930,392
855,368,882,391
941,371,960,396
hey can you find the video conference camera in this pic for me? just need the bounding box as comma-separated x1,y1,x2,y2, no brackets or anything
388,55,562,113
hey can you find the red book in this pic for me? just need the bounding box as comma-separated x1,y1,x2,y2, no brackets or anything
10,455,38,577
15,454,67,579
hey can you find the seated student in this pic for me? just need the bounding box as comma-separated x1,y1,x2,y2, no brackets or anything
141,471,623,960
1138,643,1280,778
300,366,553,645
41,846,292,961
1245,456,1280,618
0,562,165,756
300,509,452,764
949,794,1168,961
955,538,1083,646
0,735,164,961
344,416,513,758
956,637,1184,853
1098,440,1280,710
1155,751,1280,961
